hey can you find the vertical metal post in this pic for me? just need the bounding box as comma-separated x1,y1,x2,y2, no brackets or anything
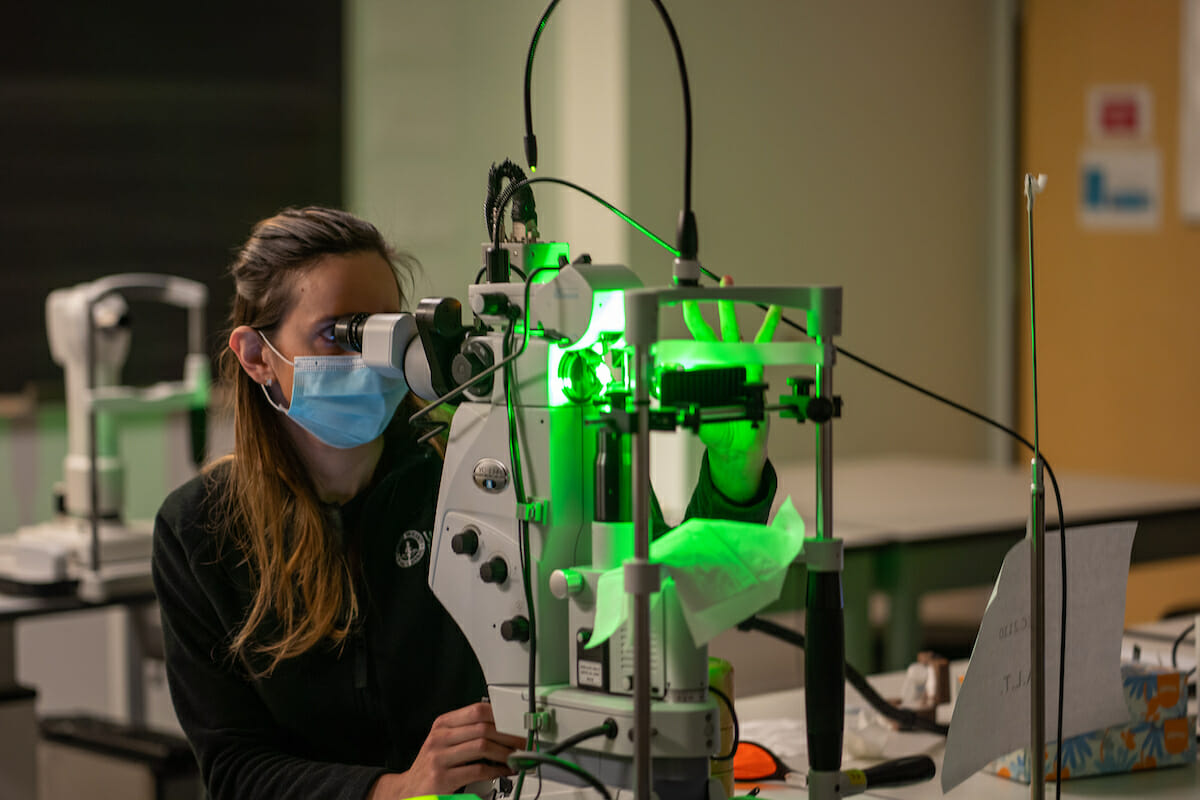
804,339,844,799
631,343,653,800
1029,457,1046,799
1025,172,1047,800
86,297,101,574
815,349,833,539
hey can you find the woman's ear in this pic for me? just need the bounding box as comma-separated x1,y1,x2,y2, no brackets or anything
229,326,274,386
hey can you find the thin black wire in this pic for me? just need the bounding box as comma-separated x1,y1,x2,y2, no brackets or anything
523,1,560,154
1171,622,1196,679
505,320,537,719
508,752,612,800
738,615,950,737
477,264,528,284
407,342,521,426
492,176,678,253
531,761,544,800
648,0,693,214
521,0,691,216
502,266,561,800
708,685,739,760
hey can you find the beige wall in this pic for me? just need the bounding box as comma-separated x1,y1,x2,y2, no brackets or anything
349,0,1012,469
1021,0,1200,621
626,0,1006,466
345,1,566,302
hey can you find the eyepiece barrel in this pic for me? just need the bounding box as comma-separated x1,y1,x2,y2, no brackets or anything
333,313,370,352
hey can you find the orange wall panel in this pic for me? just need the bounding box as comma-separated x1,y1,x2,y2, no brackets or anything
1021,0,1200,484
1022,0,1200,623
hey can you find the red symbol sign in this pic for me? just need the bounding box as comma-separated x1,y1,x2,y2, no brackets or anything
1101,98,1139,134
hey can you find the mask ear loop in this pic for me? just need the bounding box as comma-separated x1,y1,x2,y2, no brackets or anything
260,382,289,414
256,330,295,366
256,330,292,413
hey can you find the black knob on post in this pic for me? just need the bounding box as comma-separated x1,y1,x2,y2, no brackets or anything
451,529,479,556
500,616,530,642
479,557,508,584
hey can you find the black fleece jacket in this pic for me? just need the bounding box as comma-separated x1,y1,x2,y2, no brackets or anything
152,434,777,800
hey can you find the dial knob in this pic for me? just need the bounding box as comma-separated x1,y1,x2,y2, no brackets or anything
500,616,530,642
549,568,584,599
479,557,508,584
451,529,479,556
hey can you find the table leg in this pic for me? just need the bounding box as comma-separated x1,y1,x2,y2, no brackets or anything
842,551,876,673
124,606,148,728
884,579,922,671
0,619,37,797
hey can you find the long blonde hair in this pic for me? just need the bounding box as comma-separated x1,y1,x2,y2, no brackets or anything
213,206,425,676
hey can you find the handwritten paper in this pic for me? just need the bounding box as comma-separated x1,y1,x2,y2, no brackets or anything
941,522,1136,792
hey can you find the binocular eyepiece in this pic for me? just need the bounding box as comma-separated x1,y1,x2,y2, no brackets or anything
333,313,371,352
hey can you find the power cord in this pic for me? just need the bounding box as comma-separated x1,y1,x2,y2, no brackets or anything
708,685,739,760
508,752,612,800
546,719,619,756
523,0,697,260
737,615,950,737
1171,622,1197,680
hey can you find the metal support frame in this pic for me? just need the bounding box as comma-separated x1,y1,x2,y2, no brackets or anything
624,284,842,800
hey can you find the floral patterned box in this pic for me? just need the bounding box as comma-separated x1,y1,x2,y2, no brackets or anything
985,664,1194,783
1119,662,1188,721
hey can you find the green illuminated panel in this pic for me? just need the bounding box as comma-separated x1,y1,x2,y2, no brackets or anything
528,242,570,275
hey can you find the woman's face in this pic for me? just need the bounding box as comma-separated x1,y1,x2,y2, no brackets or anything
263,250,402,408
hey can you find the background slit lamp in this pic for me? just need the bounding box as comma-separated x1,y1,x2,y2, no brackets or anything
0,274,209,602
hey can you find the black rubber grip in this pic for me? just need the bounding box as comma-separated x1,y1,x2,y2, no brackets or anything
863,755,937,788
804,570,845,772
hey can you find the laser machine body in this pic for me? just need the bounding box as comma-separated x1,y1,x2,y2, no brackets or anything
346,238,844,800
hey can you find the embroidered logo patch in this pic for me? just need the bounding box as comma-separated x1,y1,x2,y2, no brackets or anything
395,530,429,568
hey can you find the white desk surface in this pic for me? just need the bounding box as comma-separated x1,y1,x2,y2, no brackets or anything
0,588,155,621
735,656,1199,799
774,456,1200,544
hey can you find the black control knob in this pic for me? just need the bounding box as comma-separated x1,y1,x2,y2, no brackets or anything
479,557,508,584
500,616,530,642
451,529,479,556
451,339,495,397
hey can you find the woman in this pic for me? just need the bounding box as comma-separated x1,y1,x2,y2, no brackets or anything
153,206,777,800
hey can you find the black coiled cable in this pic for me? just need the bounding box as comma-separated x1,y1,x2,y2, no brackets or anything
485,159,538,241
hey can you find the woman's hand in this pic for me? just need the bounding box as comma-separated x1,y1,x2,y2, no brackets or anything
369,702,525,799
681,275,781,503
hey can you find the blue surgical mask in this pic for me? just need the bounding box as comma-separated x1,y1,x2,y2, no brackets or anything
258,331,409,449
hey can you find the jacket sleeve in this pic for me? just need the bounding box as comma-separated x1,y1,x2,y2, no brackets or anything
685,450,777,525
650,451,778,539
152,512,388,800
